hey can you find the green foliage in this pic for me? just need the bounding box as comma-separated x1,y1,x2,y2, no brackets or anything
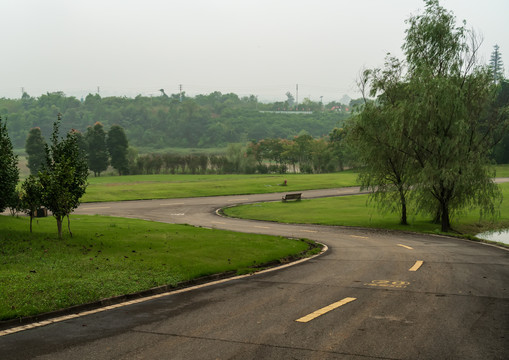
107,124,129,175
85,122,109,177
492,80,509,164
39,115,89,238
490,44,505,84
0,91,348,150
0,116,19,212
25,127,46,175
347,57,413,225
20,175,43,232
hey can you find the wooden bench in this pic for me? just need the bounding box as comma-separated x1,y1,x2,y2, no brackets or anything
282,193,302,202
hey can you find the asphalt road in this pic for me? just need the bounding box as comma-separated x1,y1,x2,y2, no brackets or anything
1,187,508,359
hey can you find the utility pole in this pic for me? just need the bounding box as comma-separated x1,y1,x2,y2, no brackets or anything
296,84,299,109
179,84,183,102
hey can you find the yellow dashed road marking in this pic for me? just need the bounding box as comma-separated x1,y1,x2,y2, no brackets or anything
364,280,410,288
409,260,424,271
300,230,317,233
350,235,369,239
296,297,356,323
211,221,226,224
254,226,270,229
397,244,413,250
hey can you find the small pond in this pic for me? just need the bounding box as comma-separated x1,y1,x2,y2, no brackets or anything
476,229,509,245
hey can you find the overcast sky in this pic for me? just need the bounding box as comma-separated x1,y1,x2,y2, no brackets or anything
1,0,508,103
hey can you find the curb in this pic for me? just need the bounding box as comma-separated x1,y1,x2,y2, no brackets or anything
0,241,327,336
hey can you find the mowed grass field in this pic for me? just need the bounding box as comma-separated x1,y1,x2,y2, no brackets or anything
0,215,317,321
82,172,359,202
224,182,509,239
82,165,508,203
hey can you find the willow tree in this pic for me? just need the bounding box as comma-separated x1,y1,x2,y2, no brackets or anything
349,0,507,232
347,57,414,225
401,0,506,232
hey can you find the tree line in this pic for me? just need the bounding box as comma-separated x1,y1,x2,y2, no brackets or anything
26,121,129,177
0,90,349,150
121,132,351,175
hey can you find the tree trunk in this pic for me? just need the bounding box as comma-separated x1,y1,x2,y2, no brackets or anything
440,202,450,232
56,215,63,239
67,215,73,237
400,191,408,225
433,206,441,224
29,214,33,233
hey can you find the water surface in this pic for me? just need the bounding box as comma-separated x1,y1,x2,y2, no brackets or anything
476,229,509,245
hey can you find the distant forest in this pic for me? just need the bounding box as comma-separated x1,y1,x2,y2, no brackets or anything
0,91,351,150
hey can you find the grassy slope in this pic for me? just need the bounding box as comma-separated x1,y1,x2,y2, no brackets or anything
224,183,509,237
0,215,315,320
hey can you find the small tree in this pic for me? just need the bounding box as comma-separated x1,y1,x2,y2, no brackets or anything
20,175,43,233
0,116,19,213
106,124,129,175
25,127,46,175
39,115,88,238
86,122,109,176
329,127,346,171
490,44,505,84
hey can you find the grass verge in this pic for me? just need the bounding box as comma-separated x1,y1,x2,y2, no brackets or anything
223,183,509,242
0,215,318,321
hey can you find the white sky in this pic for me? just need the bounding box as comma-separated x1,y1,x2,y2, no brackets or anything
1,0,508,103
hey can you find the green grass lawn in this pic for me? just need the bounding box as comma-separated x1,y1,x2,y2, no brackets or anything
81,165,508,203
224,183,509,239
0,215,317,321
82,172,359,202
495,164,509,177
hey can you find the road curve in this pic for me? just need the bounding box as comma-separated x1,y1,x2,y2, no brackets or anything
1,187,508,359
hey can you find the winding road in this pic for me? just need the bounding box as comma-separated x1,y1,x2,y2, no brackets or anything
1,187,508,359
